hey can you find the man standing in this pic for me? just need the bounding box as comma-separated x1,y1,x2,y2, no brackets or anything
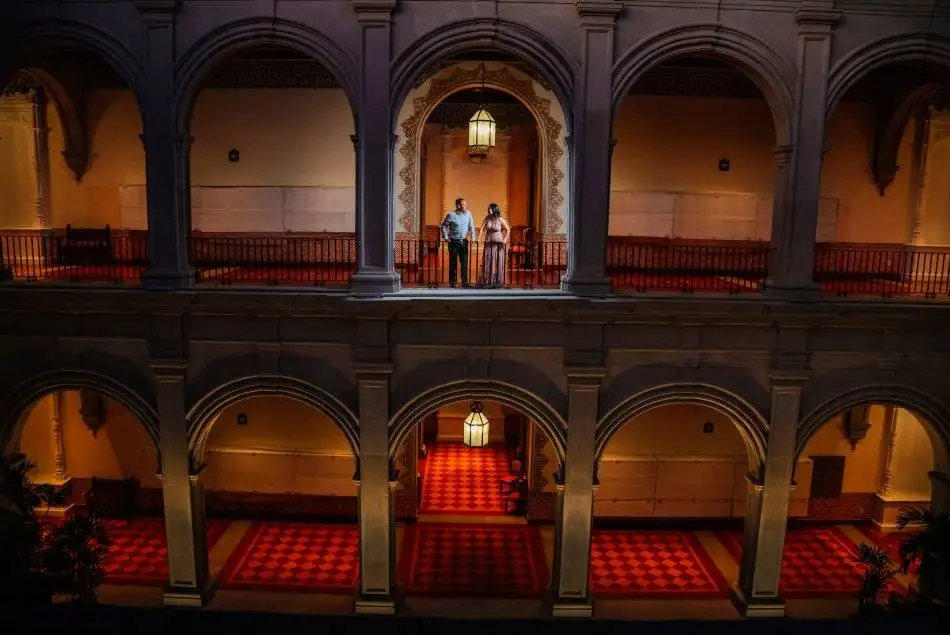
440,197,476,288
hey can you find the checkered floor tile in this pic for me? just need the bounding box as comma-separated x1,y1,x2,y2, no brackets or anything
399,523,548,597
218,522,359,594
590,531,729,598
718,527,870,597
101,517,229,586
420,443,511,515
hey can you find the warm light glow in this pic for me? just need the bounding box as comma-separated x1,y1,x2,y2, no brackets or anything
467,108,496,162
463,402,490,448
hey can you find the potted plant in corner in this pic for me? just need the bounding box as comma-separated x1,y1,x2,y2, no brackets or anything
42,513,110,604
895,504,950,608
854,542,898,615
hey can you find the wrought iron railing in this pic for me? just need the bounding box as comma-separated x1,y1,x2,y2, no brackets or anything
0,229,148,285
393,238,567,289
814,243,950,299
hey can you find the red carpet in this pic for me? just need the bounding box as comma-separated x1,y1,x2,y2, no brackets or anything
855,526,919,574
420,443,511,515
609,273,763,293
101,517,229,586
399,523,548,597
217,522,359,594
718,527,876,597
197,266,352,286
590,530,729,598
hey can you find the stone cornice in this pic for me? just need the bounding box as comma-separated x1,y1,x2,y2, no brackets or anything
794,8,842,29
576,0,623,27
135,0,181,14
352,0,398,22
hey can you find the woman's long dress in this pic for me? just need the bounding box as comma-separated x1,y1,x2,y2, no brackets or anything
481,216,507,288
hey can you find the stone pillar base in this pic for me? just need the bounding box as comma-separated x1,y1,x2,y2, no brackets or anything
873,493,930,531
350,270,402,296
39,503,75,522
551,600,594,618
354,596,397,615
560,274,611,296
143,266,195,291
162,578,217,608
763,280,821,302
733,590,786,618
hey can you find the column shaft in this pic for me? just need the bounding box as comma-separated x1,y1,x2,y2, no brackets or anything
766,10,839,297
138,4,194,289
560,3,621,296
736,382,801,617
350,2,401,294
153,360,212,607
50,390,67,482
552,373,601,617
355,369,396,614
31,88,51,228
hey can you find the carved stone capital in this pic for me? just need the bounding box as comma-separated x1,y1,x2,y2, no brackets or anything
150,358,189,379
794,8,841,32
135,0,181,24
353,0,397,23
773,144,793,166
576,0,623,25
350,134,359,152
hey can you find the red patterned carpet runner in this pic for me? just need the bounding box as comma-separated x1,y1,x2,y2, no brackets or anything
855,526,918,575
101,517,229,586
218,522,359,594
589,530,729,598
420,443,511,515
399,523,549,597
718,527,877,597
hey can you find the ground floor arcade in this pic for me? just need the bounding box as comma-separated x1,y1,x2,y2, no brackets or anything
11,387,944,619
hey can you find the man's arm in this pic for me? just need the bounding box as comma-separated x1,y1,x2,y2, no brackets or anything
467,213,477,241
440,214,451,241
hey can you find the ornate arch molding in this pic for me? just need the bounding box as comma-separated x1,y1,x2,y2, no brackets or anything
390,18,577,132
173,18,360,133
186,375,360,472
0,369,161,468
826,32,950,121
595,383,769,473
612,24,795,146
393,62,569,238
389,379,567,464
1,19,146,181
796,384,950,472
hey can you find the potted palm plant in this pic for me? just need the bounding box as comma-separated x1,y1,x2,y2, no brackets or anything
855,542,899,614
895,505,950,605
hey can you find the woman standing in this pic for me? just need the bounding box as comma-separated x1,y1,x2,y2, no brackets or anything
478,203,510,288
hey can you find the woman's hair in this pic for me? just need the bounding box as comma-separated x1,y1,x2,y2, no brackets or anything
488,203,501,216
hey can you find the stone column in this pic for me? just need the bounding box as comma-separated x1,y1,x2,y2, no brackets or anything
551,366,603,617
153,359,213,607
735,373,803,617
560,1,621,296
50,390,68,483
929,471,950,515
349,0,401,295
877,407,898,499
32,88,51,228
136,0,194,290
355,364,397,614
766,7,840,298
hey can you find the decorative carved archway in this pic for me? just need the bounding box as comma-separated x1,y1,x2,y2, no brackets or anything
393,62,569,242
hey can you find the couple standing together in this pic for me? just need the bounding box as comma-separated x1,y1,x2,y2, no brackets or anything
440,197,511,288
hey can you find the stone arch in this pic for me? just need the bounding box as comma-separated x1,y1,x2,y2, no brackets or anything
1,19,146,181
0,369,161,470
389,379,567,464
826,32,950,122
595,383,769,473
612,24,796,146
796,383,950,475
173,17,360,135
393,61,570,240
187,375,360,471
390,18,576,132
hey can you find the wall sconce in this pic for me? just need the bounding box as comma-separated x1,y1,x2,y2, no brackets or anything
842,405,871,449
237,413,248,426
228,148,240,163
702,421,715,434
718,158,730,172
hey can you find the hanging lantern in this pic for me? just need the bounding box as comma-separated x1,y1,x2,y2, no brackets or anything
463,401,490,447
467,107,496,163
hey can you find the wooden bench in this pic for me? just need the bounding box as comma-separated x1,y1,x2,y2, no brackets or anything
57,225,113,266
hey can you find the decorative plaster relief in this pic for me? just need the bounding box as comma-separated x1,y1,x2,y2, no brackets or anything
394,62,568,239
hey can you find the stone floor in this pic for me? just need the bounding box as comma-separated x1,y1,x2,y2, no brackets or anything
95,516,911,620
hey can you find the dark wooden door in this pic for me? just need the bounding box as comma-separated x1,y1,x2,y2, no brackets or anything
809,455,847,498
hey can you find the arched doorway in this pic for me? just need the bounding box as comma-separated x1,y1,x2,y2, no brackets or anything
0,51,147,285
179,43,357,288
11,389,171,594
390,397,561,616
609,53,786,294
592,402,755,617
817,46,950,298
186,390,360,609
392,58,570,290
